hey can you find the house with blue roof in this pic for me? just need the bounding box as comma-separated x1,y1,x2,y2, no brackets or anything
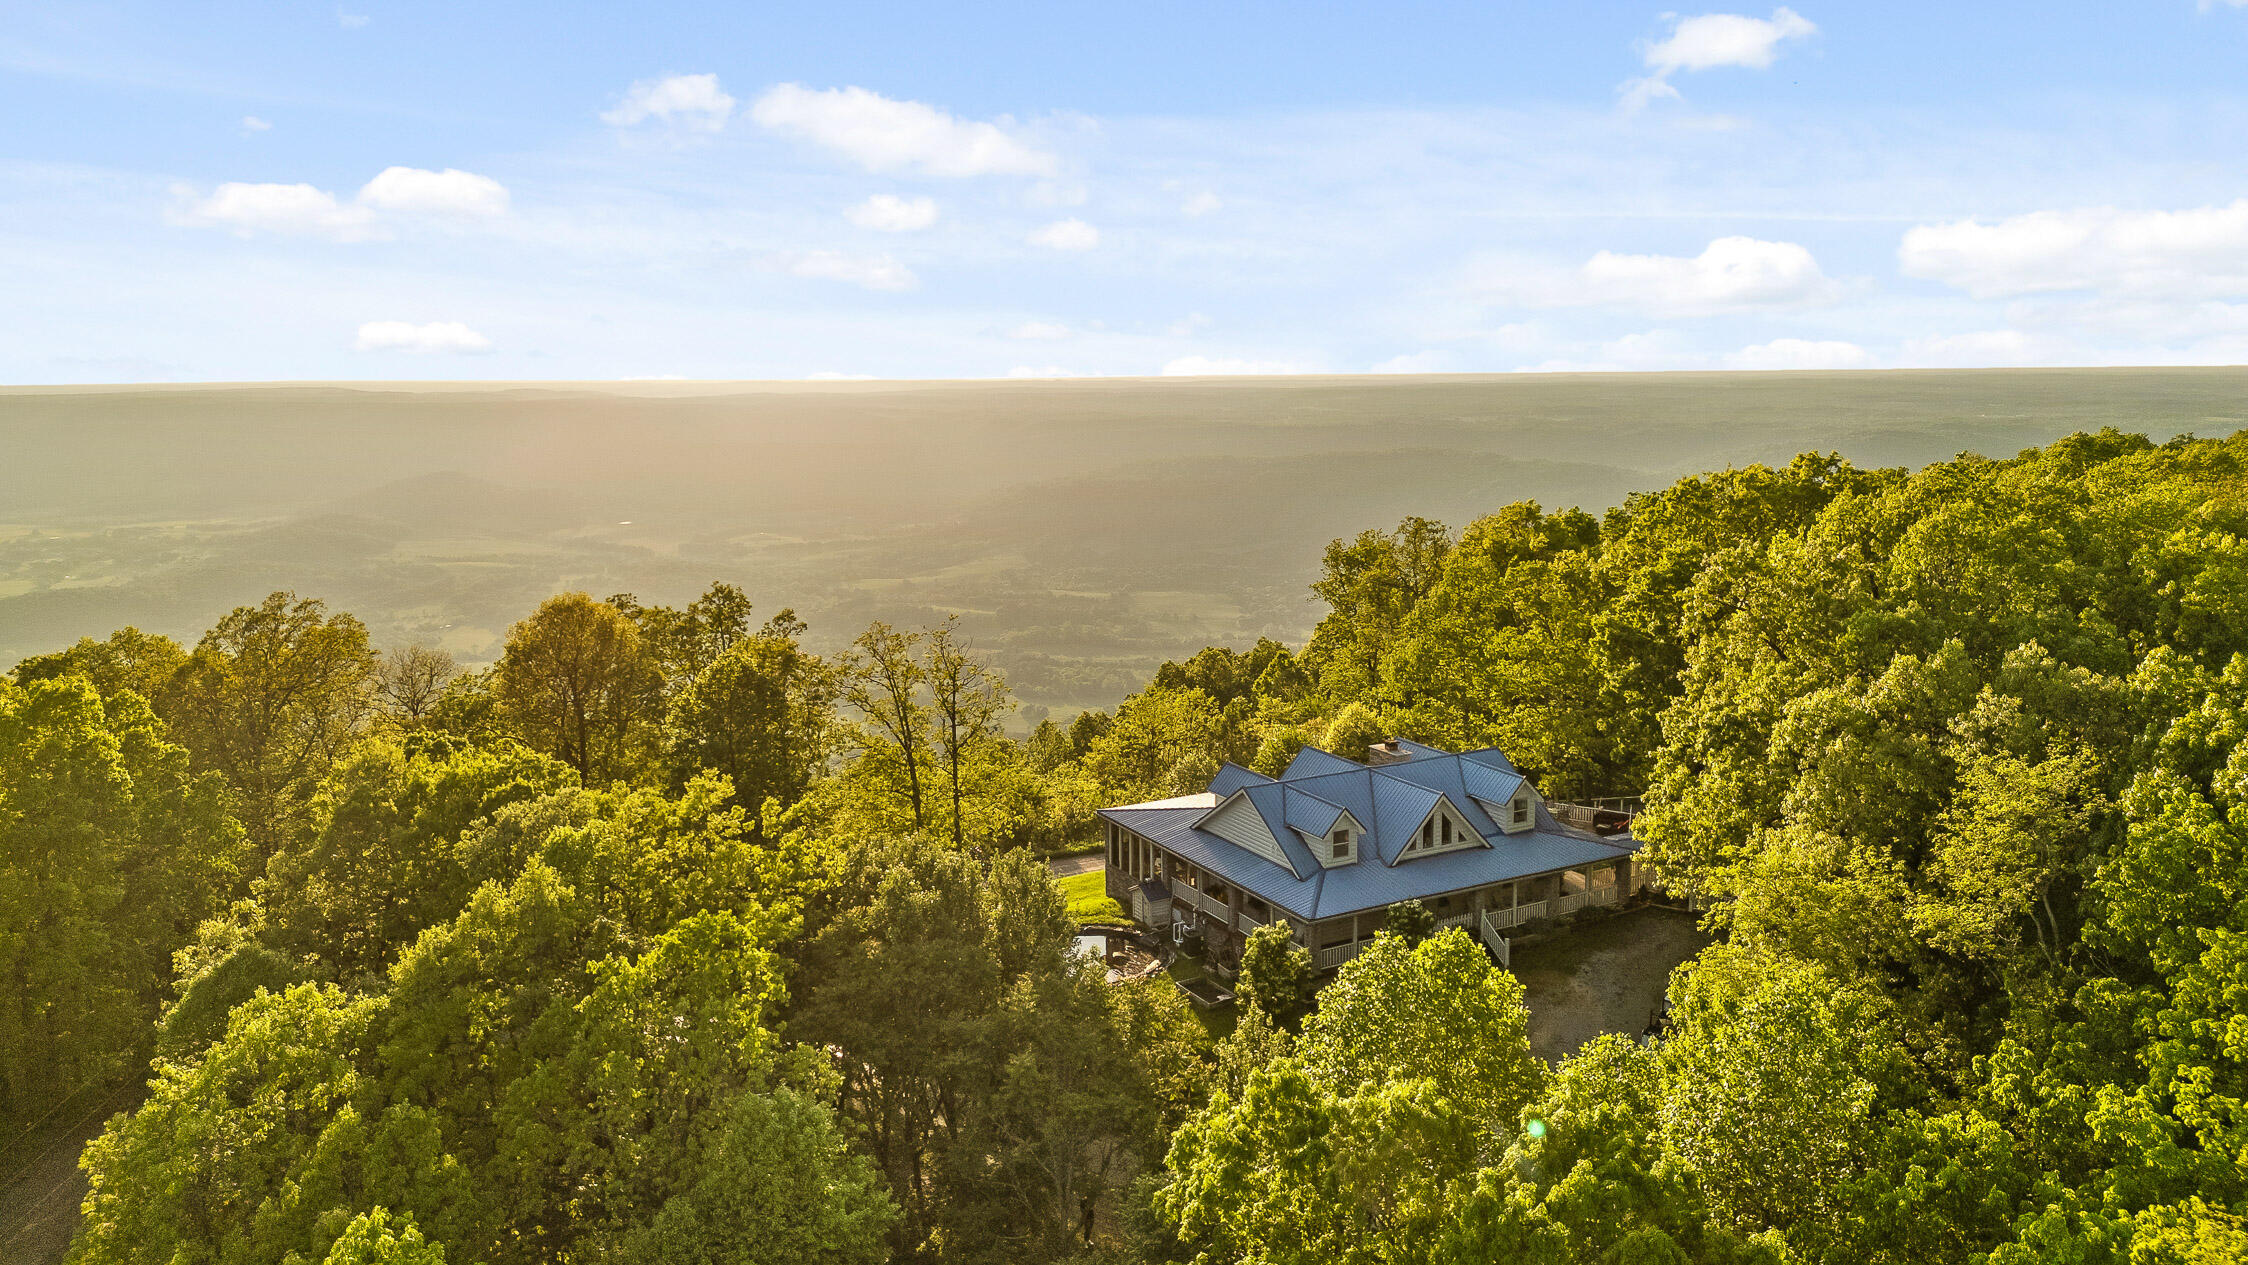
1097,738,1643,972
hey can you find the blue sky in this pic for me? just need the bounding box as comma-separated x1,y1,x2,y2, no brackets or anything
8,2,2248,381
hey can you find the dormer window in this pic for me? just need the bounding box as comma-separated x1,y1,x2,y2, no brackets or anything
1332,828,1352,861
1511,795,1531,827
1420,819,1435,850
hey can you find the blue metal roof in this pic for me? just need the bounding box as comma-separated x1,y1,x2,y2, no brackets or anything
1282,746,1362,779
1099,740,1639,922
1281,786,1348,841
1209,762,1273,799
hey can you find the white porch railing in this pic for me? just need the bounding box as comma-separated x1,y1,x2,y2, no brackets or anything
1478,911,1512,967
1315,941,1366,971
1481,899,1549,931
1436,911,1477,932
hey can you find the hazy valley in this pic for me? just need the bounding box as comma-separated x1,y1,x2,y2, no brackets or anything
7,367,2247,717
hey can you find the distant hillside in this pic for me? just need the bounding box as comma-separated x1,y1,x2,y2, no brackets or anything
6,368,2245,718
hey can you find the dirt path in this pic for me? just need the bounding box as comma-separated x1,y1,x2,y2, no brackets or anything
1047,852,1103,878
1511,905,1710,1063
0,1086,133,1265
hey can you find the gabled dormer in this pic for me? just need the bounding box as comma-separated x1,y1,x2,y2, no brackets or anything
1396,793,1489,859
1500,787,1536,834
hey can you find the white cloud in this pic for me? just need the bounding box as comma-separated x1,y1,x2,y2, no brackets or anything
1009,321,1071,340
1371,350,1453,373
1167,312,1213,337
1006,365,1080,378
1029,218,1100,251
1482,236,1837,315
357,166,510,217
1899,199,2248,299
175,182,379,241
788,250,917,291
1722,337,1872,370
806,371,876,380
846,193,939,232
603,74,736,131
750,83,1056,177
240,115,271,132
1161,355,1308,376
1895,328,2048,368
1516,330,1700,373
1181,191,1223,217
1623,8,1816,109
354,321,492,353
174,166,510,240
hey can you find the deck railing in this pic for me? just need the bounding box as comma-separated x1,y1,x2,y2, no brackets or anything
1315,941,1366,971
1478,911,1512,967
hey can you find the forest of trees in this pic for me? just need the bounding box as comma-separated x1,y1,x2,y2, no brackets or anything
7,426,2248,1261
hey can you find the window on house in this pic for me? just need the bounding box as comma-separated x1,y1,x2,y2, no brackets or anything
1440,815,1453,845
1512,796,1530,826
1332,828,1352,861
1421,819,1435,849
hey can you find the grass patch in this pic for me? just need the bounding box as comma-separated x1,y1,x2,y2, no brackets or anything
1059,869,1127,924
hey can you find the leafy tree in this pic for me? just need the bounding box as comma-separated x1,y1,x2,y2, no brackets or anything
1084,686,1228,803
160,591,378,849
322,1208,449,1265
1656,946,1902,1241
663,631,835,821
1163,928,1540,1264
1302,516,1454,701
492,591,659,784
1234,921,1313,1029
11,625,185,701
256,737,576,981
839,622,933,829
612,582,785,701
1321,701,1389,764
1438,1034,1766,1265
1296,928,1543,1134
1381,898,1435,945
0,677,241,1131
617,1085,894,1265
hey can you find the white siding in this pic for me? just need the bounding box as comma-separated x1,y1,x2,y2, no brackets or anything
1203,793,1295,873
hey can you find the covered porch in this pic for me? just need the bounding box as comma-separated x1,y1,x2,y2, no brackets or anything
1307,856,1637,971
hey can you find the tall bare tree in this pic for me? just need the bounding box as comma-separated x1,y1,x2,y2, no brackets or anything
373,644,457,729
925,617,1012,848
840,622,930,829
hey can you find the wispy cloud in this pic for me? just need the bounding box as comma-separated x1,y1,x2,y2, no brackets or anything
1028,218,1099,251
354,320,491,353
603,73,735,131
1477,236,1839,315
1161,354,1310,376
751,84,1056,177
787,250,918,291
845,193,939,232
1622,8,1817,110
174,181,380,240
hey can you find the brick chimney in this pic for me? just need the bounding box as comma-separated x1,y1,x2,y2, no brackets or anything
1365,738,1411,767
